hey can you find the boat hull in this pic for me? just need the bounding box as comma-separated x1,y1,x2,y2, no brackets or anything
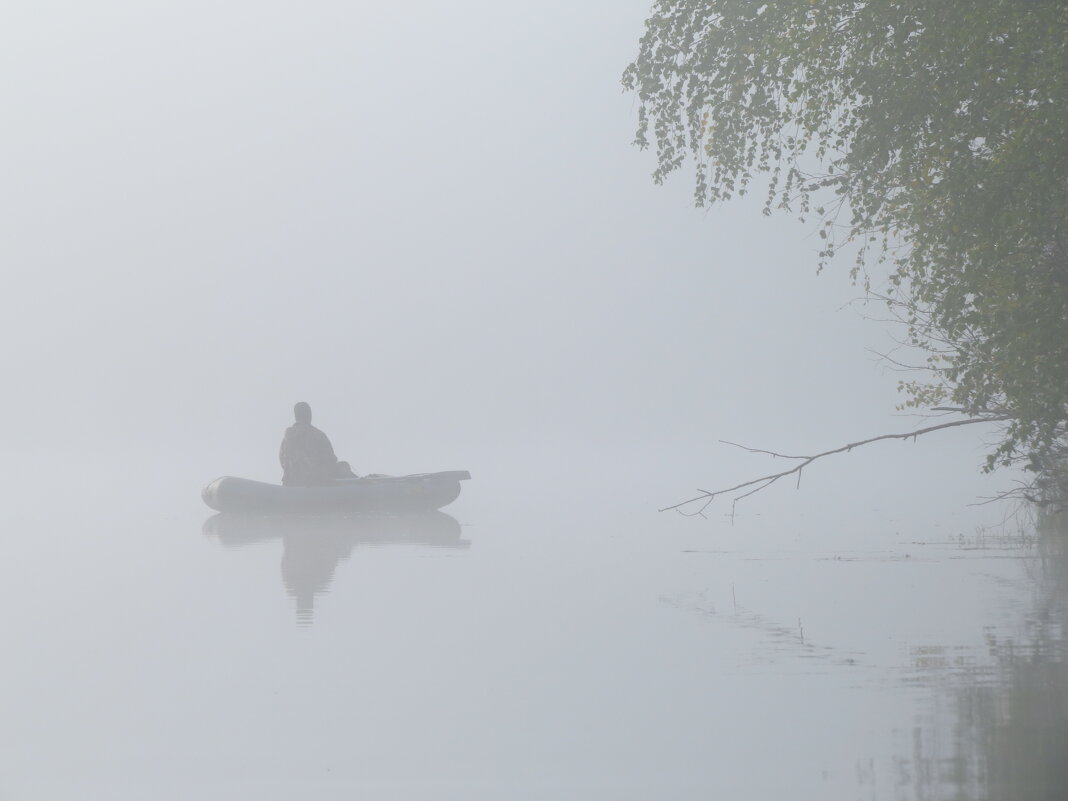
201,471,470,514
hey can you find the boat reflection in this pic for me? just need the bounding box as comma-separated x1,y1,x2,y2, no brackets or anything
203,512,469,624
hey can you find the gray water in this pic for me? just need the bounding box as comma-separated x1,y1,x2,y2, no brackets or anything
2,454,1064,800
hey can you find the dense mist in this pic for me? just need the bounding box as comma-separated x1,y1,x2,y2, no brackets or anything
1,2,1055,800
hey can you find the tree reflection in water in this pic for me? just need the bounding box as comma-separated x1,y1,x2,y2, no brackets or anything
884,510,1068,801
203,512,469,625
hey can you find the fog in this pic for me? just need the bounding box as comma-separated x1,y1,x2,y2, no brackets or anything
1,2,1057,800
2,0,943,482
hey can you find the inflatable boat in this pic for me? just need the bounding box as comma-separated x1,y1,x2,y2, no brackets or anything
201,471,470,514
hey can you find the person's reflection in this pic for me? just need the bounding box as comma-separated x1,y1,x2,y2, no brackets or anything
280,523,351,624
204,512,469,624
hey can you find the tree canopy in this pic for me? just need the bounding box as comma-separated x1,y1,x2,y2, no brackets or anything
624,1,1068,484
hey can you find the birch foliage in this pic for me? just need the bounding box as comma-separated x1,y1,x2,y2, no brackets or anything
623,1,1068,470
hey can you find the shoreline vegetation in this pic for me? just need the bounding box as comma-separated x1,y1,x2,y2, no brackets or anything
624,2,1068,513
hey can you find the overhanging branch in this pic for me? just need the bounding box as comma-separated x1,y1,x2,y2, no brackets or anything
662,414,1012,517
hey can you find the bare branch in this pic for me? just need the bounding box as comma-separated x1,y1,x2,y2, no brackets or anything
863,347,929,373
719,440,808,460
660,415,1012,514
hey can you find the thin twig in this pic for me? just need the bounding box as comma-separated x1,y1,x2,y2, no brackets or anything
660,415,1012,514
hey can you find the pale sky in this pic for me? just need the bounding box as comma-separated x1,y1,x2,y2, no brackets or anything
0,0,1005,508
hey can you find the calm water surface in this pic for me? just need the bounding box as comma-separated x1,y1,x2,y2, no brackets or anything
1,463,1064,800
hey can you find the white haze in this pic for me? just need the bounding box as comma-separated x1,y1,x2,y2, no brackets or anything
1,0,997,492
0,2,1024,799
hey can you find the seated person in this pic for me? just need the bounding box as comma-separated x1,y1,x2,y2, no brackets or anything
279,402,356,486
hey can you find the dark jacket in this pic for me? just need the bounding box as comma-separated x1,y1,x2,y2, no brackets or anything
279,422,339,486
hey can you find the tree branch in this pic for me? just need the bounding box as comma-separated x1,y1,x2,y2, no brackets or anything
661,415,1013,517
